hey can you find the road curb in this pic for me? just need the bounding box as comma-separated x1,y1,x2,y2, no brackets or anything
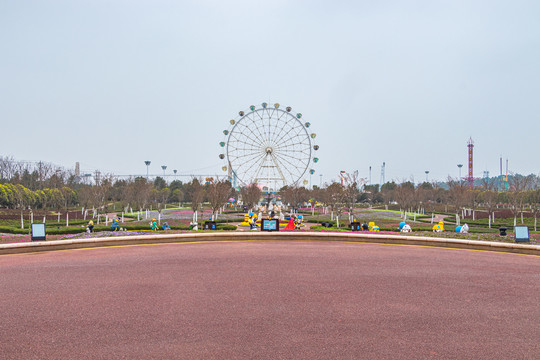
2,231,540,256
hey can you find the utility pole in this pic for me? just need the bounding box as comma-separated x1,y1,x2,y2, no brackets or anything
379,162,385,191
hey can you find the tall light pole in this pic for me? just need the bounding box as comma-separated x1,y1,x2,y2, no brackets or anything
144,161,151,180
161,165,167,177
425,170,429,183
319,174,323,187
173,169,177,182
457,164,463,183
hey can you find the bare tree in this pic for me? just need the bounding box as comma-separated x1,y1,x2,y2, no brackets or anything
60,186,76,211
207,178,232,219
321,182,346,227
0,156,16,180
447,177,470,220
479,190,498,227
508,174,534,224
280,185,309,211
90,174,113,215
152,187,171,214
174,188,185,207
417,182,434,213
343,182,359,222
467,189,481,220
393,181,415,216
240,184,262,211
380,181,396,206
129,177,152,209
77,186,93,209
528,188,540,231
186,178,205,223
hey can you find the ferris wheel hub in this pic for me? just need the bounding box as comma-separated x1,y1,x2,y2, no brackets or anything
265,147,273,155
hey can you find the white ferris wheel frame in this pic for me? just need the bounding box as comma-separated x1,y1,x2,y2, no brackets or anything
222,104,316,191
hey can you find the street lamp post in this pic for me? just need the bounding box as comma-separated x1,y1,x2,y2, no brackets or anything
319,174,323,187
144,161,151,180
425,170,429,183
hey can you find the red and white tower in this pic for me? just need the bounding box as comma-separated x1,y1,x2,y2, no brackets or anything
467,137,474,188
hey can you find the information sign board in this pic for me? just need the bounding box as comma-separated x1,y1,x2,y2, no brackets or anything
261,219,279,232
31,223,46,241
514,226,530,243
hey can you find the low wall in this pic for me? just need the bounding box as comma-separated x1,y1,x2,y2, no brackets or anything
1,232,540,256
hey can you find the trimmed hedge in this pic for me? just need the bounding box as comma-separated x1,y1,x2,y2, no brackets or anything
0,222,238,236
0,226,29,234
213,218,244,224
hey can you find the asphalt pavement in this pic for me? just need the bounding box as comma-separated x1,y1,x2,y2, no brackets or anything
1,240,539,359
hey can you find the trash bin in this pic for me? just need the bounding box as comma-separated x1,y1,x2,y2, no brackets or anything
350,222,361,231
204,221,217,230
499,227,507,236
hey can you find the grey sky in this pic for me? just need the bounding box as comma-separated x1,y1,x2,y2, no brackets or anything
1,0,539,185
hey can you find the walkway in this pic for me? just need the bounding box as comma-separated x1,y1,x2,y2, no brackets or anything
1,240,539,359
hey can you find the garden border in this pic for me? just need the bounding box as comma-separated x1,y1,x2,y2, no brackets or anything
1,232,540,256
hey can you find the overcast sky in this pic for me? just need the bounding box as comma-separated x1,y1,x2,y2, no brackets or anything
1,0,539,185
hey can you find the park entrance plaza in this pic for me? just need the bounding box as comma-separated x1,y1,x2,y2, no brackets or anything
1,235,540,359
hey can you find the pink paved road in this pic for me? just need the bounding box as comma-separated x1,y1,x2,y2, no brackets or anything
1,241,539,359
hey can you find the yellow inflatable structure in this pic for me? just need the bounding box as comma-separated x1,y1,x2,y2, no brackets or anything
368,222,380,231
432,222,444,232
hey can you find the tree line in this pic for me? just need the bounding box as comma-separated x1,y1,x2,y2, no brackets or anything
3,156,540,223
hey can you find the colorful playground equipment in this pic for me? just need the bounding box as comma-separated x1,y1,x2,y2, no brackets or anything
399,222,412,233
294,214,305,229
455,224,469,233
111,217,120,231
433,222,444,232
284,217,296,230
282,214,305,230
368,222,380,231
248,212,258,231
241,212,288,229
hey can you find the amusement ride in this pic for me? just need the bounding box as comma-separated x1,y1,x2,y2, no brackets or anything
219,102,319,192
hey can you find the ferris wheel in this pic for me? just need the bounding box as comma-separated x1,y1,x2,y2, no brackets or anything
219,102,319,191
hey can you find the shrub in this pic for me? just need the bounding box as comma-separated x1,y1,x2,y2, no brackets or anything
216,224,237,231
